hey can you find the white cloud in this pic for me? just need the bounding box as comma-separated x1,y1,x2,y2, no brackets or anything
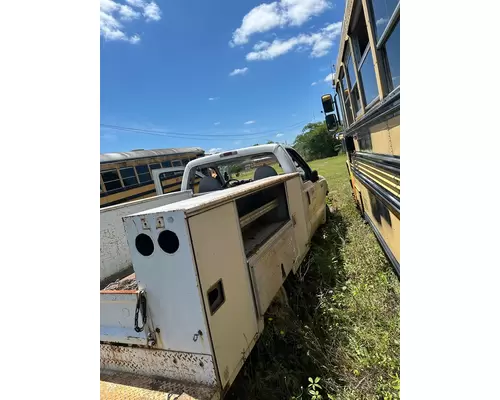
276,133,284,137
376,17,388,26
100,0,161,43
230,0,330,46
253,41,271,51
129,34,141,44
324,72,334,82
234,140,242,145
244,120,256,125
284,0,330,25
208,147,223,153
245,21,342,60
231,3,283,47
119,5,140,20
208,97,220,101
311,81,317,86
214,122,221,125
126,0,146,7
144,2,161,21
229,67,249,76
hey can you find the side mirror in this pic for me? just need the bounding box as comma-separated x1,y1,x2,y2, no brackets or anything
325,113,339,131
311,170,319,182
321,94,334,113
322,94,339,132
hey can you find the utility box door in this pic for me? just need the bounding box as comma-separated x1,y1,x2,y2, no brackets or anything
248,222,297,316
189,202,259,389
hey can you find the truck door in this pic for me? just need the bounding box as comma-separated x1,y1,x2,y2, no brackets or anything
285,148,325,235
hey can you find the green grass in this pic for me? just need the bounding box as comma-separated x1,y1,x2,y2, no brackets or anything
228,155,400,400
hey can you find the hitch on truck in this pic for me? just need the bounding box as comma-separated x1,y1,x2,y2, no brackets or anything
100,144,329,399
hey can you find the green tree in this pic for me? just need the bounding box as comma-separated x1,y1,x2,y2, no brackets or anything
293,122,342,161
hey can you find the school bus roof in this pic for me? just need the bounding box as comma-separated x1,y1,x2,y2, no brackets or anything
100,147,205,164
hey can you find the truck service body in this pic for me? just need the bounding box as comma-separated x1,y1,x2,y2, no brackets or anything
100,144,329,399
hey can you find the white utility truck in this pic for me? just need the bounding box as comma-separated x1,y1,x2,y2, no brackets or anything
100,144,329,399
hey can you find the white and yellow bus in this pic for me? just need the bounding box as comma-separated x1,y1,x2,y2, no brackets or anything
100,147,205,208
322,0,400,276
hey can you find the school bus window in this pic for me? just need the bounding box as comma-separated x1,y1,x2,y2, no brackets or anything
371,0,399,42
352,85,362,117
344,98,354,125
182,158,190,166
351,6,370,61
338,69,354,126
341,72,348,100
149,163,161,170
101,169,122,191
172,160,182,167
161,160,172,168
383,21,400,90
350,6,379,107
136,165,152,183
335,87,346,124
359,49,379,106
120,167,138,187
345,51,357,89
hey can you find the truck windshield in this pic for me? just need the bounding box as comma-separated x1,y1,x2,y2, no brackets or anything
187,153,284,192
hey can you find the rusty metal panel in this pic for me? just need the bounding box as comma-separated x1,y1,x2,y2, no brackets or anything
101,345,218,387
100,370,219,400
248,222,297,316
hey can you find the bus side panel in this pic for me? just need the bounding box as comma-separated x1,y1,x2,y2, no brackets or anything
368,121,392,155
388,115,400,156
357,182,400,265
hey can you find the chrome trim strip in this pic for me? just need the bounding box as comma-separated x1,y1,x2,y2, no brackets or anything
354,158,400,176
353,168,400,218
355,152,400,167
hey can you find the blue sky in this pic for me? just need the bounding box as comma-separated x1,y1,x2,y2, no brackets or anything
100,0,345,154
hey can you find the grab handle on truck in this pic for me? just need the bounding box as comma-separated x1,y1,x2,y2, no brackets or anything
134,290,147,333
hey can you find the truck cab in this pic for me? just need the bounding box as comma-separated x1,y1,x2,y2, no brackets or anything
178,144,328,236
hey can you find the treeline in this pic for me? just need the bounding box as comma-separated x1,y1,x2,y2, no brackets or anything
293,122,342,161
252,122,342,162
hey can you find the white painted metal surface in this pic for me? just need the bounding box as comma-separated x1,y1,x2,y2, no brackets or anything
180,144,297,191
123,210,212,356
152,167,205,195
100,190,193,282
101,345,218,387
100,291,149,345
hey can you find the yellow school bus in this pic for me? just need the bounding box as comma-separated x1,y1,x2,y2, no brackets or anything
322,0,400,276
100,147,205,208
